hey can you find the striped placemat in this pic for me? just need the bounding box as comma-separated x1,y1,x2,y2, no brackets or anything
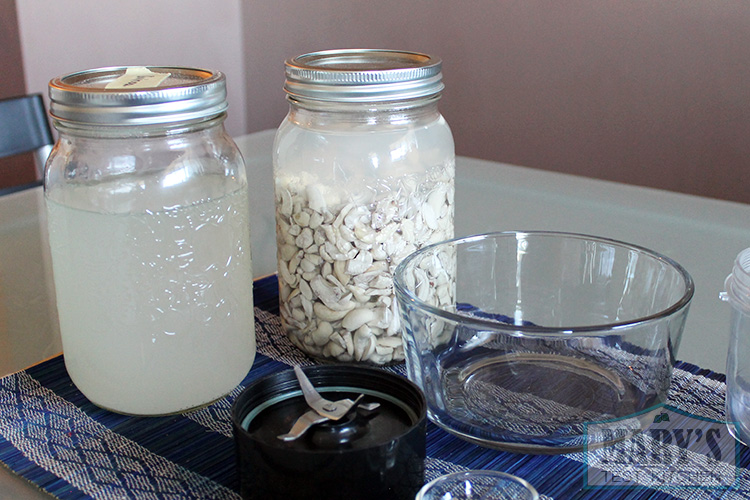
0,275,747,499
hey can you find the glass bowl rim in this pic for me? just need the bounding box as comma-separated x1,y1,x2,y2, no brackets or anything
416,469,540,499
393,230,695,336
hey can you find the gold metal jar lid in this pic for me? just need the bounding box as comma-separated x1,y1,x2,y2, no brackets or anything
49,66,228,126
284,49,444,103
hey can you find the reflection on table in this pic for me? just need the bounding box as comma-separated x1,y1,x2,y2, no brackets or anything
1,128,750,498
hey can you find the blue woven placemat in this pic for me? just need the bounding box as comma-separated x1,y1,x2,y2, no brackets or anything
1,275,748,499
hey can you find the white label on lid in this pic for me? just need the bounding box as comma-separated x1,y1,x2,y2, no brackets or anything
105,67,171,89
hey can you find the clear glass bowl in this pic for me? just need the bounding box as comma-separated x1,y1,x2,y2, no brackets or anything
416,470,539,500
394,231,694,453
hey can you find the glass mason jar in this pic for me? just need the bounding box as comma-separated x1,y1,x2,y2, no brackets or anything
45,66,256,415
274,50,455,365
722,247,750,446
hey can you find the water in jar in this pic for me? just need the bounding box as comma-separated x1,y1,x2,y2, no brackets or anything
726,305,750,446
727,374,750,446
274,117,454,364
46,184,255,415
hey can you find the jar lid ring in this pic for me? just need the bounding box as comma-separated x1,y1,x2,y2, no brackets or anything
48,66,228,126
284,49,444,102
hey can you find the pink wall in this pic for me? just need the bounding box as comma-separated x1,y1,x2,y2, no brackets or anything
0,0,24,98
16,0,247,137
242,1,750,204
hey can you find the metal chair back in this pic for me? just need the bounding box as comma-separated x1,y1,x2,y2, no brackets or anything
0,93,53,194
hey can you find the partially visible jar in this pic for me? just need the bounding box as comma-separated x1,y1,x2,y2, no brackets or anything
45,66,256,415
722,247,750,446
274,50,455,365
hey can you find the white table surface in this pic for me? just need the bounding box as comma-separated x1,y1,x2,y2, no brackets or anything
1,128,749,498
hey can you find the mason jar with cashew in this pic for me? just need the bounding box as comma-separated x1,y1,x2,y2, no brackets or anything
273,49,455,365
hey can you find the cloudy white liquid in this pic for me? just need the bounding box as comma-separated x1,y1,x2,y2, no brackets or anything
47,187,255,415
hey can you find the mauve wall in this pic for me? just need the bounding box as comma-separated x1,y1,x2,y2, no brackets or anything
10,1,750,203
242,1,750,204
15,0,247,137
0,0,24,98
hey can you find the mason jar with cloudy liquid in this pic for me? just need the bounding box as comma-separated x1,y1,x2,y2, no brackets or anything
274,50,455,365
45,66,256,415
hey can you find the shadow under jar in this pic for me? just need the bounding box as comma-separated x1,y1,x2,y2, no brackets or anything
273,49,455,365
394,231,694,453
